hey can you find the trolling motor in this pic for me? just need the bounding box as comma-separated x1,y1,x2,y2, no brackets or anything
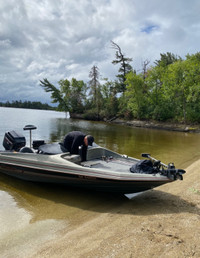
23,125,37,148
141,153,186,180
23,125,45,150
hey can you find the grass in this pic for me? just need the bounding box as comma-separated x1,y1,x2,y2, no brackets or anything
189,187,200,195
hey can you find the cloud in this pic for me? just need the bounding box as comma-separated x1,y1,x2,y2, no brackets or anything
0,0,200,103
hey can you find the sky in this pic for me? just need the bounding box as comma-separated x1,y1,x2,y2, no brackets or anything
0,0,200,104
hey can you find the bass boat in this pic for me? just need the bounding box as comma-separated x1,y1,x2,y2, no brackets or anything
0,125,186,194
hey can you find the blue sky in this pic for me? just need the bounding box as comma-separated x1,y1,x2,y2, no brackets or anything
0,0,200,104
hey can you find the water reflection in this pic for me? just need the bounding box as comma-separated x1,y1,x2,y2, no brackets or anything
0,173,127,224
0,172,199,222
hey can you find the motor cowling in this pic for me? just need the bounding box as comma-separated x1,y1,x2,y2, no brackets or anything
3,130,26,151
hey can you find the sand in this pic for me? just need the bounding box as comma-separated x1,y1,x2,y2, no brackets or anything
27,159,200,258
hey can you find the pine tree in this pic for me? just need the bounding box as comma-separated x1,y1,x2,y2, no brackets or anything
88,65,102,119
111,41,133,93
89,65,100,105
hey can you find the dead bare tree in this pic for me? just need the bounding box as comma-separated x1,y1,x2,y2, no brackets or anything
111,41,133,93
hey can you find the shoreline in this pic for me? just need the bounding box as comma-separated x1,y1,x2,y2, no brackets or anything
70,113,200,133
109,118,200,133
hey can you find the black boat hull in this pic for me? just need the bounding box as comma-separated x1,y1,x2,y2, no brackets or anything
0,163,169,194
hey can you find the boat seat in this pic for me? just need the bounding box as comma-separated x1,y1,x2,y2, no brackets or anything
19,147,34,153
38,143,68,155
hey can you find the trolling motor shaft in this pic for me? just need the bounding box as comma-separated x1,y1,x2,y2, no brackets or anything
23,125,37,148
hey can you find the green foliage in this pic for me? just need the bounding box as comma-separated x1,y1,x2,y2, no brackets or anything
122,51,200,122
40,51,200,123
40,78,87,113
125,72,150,119
83,108,102,121
67,78,87,113
0,100,54,110
154,52,182,67
40,78,68,111
189,187,200,195
101,79,119,119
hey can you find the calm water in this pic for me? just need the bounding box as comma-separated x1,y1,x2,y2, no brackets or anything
0,107,200,255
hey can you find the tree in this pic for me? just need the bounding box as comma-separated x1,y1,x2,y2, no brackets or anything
88,65,102,119
146,52,200,122
69,78,87,114
0,100,54,110
111,41,133,93
146,65,174,121
154,52,181,67
125,72,150,119
101,79,119,119
163,53,200,122
142,59,150,80
89,65,100,105
40,78,87,113
146,53,183,121
40,78,69,111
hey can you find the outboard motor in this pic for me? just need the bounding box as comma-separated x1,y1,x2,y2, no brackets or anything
3,125,45,153
3,130,26,151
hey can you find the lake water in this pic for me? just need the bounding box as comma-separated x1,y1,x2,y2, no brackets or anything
0,107,200,256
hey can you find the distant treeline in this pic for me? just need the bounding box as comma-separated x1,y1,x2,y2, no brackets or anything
0,100,55,110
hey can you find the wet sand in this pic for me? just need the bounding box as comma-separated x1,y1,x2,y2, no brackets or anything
1,160,200,258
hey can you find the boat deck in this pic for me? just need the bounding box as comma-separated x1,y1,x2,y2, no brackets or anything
81,157,136,173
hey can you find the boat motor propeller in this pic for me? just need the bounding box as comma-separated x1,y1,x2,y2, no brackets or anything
141,153,186,180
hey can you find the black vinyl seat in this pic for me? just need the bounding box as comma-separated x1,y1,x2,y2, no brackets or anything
19,147,34,153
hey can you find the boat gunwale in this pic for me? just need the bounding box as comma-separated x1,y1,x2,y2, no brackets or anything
0,152,171,182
